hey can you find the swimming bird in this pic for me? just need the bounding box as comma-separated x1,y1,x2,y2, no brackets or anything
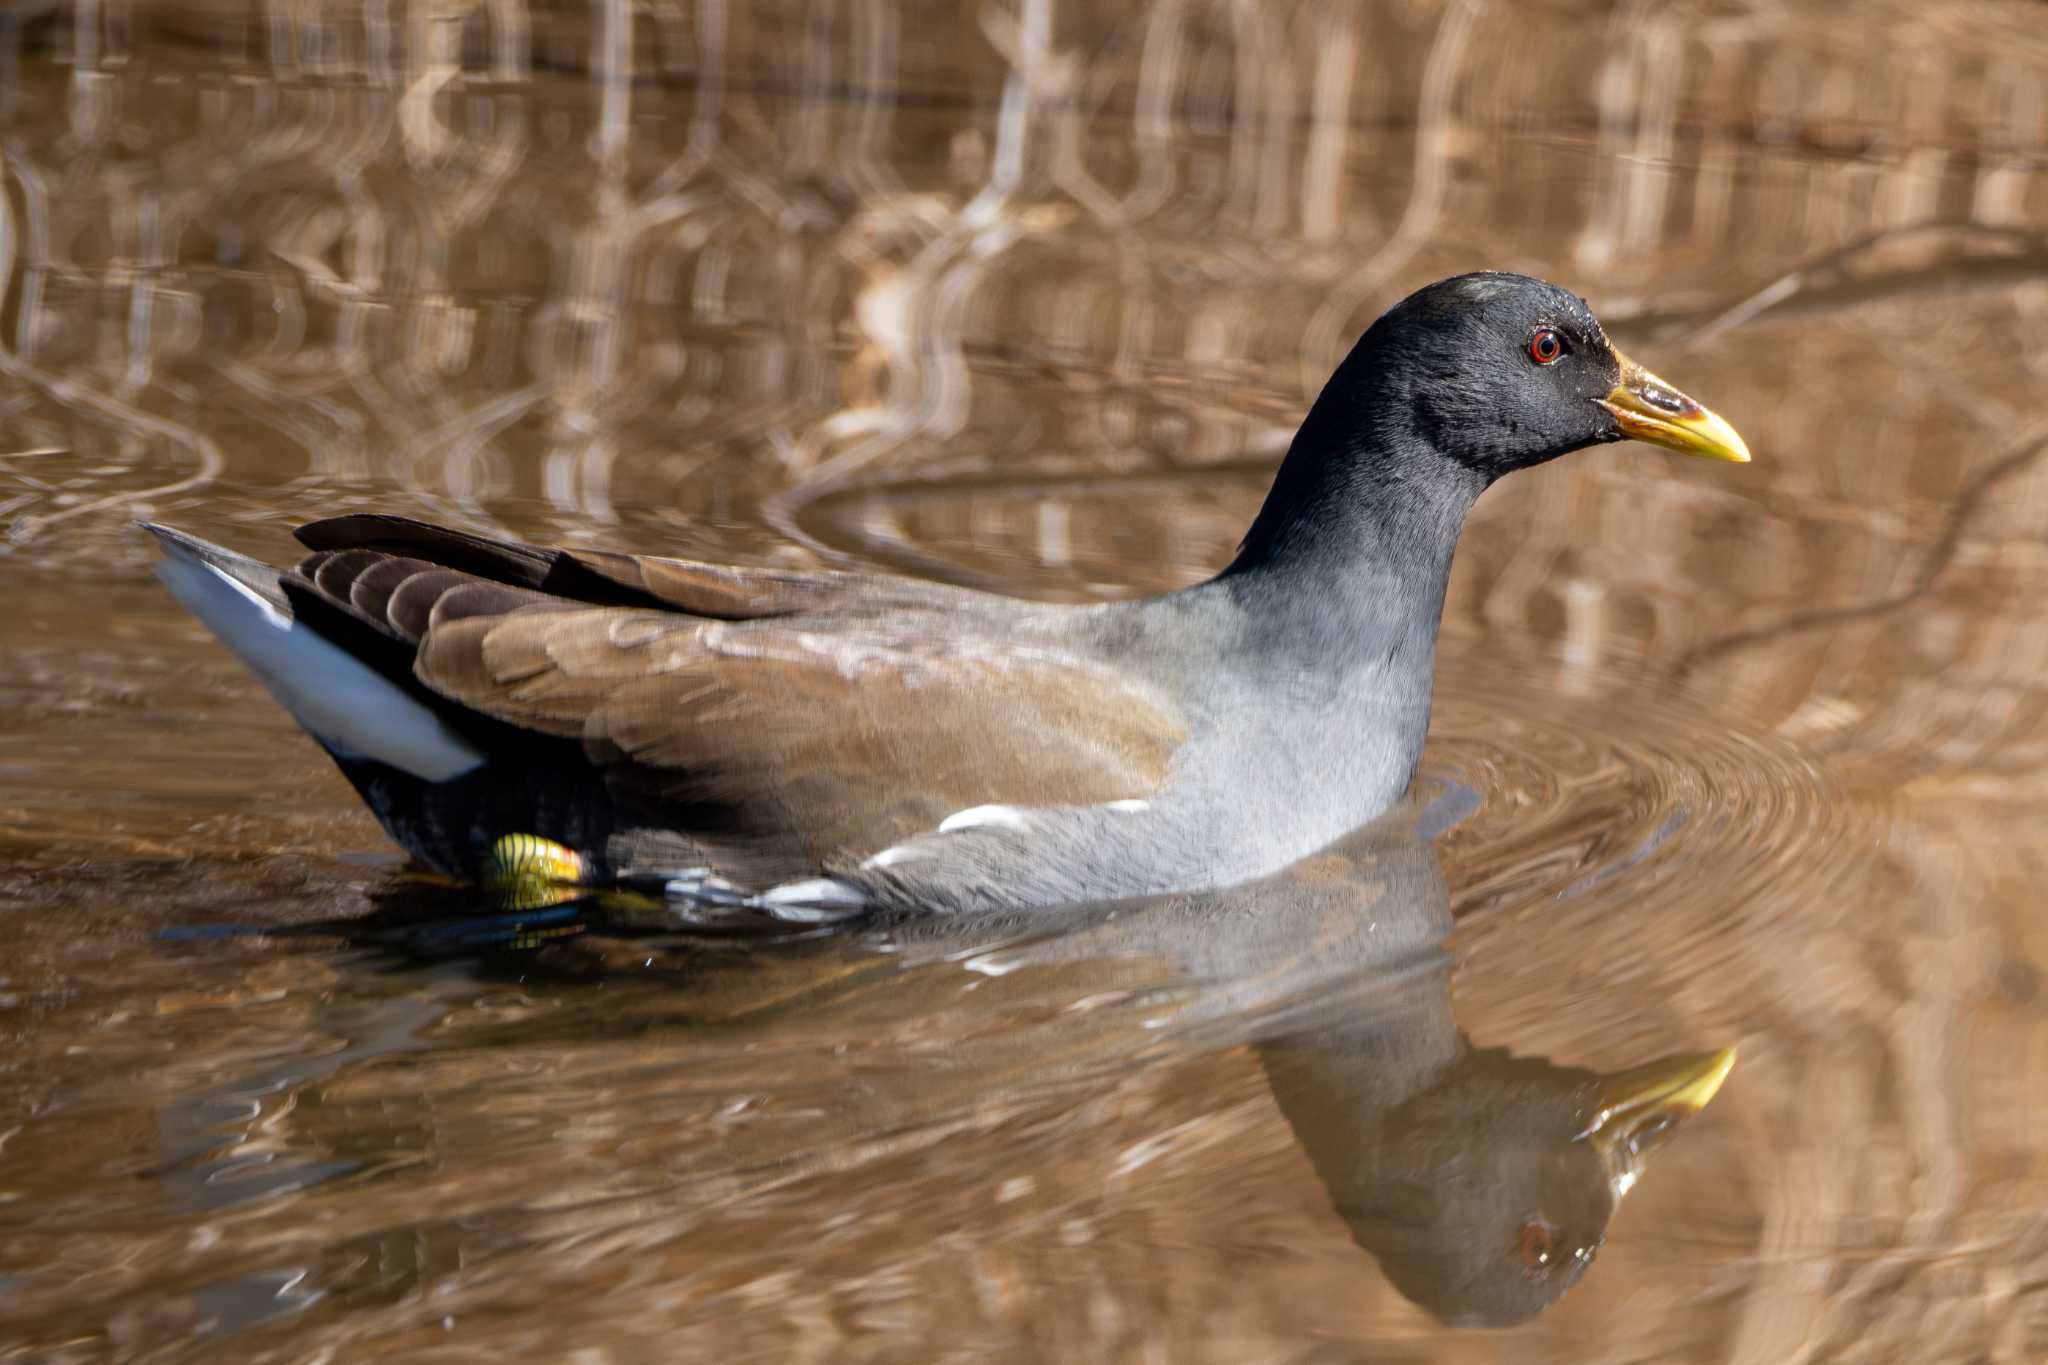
146,272,1748,917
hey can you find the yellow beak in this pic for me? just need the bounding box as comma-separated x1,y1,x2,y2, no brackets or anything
1599,351,1751,464
1580,1046,1737,1194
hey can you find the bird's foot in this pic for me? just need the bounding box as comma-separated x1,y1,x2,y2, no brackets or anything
648,867,869,925
479,834,589,911
752,876,869,923
483,843,870,926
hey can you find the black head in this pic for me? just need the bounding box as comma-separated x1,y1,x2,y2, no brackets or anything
1232,273,1747,573
1344,272,1749,480
1377,274,1623,477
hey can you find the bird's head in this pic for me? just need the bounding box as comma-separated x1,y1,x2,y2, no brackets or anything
1233,272,1749,572
1337,272,1751,480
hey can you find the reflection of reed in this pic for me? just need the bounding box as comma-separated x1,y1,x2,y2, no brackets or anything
5,4,2048,1355
4,0,2043,554
0,153,227,538
1298,0,1477,383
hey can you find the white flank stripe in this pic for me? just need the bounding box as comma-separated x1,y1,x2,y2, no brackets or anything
936,803,1031,834
861,843,924,870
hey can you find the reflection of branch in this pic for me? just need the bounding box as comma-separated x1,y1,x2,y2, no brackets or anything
840,0,909,207
1676,421,2048,677
639,0,728,203
216,359,369,482
399,381,551,528
1050,0,1182,226
0,364,227,544
759,0,1057,559
1299,0,1481,385
0,152,223,545
1619,222,2048,348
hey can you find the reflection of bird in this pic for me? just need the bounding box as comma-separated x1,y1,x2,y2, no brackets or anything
324,797,1733,1329
145,273,1748,916
895,800,1735,1329
1263,1024,1732,1329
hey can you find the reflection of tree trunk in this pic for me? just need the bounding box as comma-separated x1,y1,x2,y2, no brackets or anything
762,0,1061,555
1299,0,1479,385
1575,7,1684,272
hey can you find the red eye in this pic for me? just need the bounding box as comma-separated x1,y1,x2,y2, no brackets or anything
1528,328,1563,365
1517,1218,1557,1270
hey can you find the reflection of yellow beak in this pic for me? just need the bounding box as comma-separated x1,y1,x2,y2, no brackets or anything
1599,351,1751,463
1580,1046,1737,1195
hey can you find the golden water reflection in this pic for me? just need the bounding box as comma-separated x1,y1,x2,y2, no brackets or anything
4,0,2048,1359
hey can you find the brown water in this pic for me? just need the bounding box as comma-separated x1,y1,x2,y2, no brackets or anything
6,0,2048,1358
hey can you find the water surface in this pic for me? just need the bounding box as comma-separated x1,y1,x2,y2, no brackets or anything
5,1,2048,1359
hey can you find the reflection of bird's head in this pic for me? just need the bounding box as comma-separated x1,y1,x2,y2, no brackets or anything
1298,1042,1735,1328
920,799,1739,1331
1342,1047,1615,1328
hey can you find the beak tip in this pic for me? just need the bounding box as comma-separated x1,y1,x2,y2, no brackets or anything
1703,1044,1739,1093
1716,430,1754,464
1671,1045,1740,1115
1586,1044,1740,1141
1605,351,1752,466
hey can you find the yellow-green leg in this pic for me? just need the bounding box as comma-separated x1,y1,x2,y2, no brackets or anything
480,834,588,911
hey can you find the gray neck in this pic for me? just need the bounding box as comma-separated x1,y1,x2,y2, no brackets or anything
1211,342,1490,670
1215,440,1484,674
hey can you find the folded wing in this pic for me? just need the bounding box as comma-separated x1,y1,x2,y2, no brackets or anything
287,516,1188,880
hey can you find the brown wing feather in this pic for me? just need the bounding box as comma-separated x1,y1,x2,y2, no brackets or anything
348,556,437,624
286,514,1182,880
296,513,965,620
414,606,1187,868
297,514,559,589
